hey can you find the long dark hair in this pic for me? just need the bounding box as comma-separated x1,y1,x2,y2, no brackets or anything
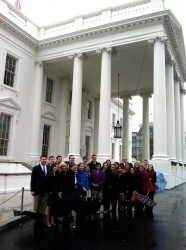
48,162,58,174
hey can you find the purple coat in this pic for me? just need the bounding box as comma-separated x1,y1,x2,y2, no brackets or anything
90,169,105,191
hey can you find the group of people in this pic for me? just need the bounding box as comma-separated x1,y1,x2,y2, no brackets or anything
30,154,157,227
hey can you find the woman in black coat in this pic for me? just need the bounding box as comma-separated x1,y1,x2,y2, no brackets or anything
46,162,60,227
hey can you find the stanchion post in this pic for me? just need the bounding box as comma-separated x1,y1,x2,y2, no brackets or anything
20,187,24,226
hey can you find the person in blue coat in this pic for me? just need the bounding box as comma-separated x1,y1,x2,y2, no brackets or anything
77,162,89,200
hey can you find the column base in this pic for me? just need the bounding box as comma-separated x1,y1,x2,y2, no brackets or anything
150,159,186,189
26,153,40,164
152,154,169,161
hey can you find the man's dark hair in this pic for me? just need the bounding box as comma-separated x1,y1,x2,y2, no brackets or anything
56,155,62,160
40,154,47,159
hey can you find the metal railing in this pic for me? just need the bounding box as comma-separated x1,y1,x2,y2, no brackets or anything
0,187,33,227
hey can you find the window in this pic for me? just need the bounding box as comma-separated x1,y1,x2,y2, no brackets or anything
112,113,116,127
4,54,17,87
119,145,122,162
0,113,11,156
45,78,53,103
120,118,123,126
42,125,50,156
69,91,72,105
87,101,92,120
112,143,115,159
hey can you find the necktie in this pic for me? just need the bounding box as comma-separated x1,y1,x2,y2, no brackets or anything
43,166,46,176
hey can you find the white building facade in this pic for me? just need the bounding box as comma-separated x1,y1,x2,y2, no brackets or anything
0,0,186,190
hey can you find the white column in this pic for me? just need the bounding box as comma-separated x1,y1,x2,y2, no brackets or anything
97,48,112,162
57,77,69,157
174,78,182,162
93,99,100,155
180,90,186,161
150,37,168,160
27,61,44,160
69,54,83,160
122,96,130,157
166,62,176,160
141,94,150,160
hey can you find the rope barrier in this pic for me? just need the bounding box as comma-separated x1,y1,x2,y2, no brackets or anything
0,189,23,206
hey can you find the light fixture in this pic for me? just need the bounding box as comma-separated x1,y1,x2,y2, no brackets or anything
114,74,122,138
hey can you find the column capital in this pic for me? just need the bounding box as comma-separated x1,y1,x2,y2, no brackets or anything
166,58,176,66
68,53,84,60
96,47,112,54
174,75,182,83
140,92,152,98
35,61,45,67
181,89,186,95
148,36,168,45
121,94,132,100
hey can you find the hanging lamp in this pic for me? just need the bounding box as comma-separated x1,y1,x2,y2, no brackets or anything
114,74,122,138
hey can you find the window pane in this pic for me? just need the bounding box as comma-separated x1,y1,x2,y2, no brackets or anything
45,78,53,103
4,55,17,87
87,101,92,120
42,125,50,156
0,113,11,156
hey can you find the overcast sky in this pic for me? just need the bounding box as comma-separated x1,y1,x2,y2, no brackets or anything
7,0,186,131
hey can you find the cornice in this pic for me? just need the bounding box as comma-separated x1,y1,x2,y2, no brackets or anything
164,11,186,82
38,13,167,49
0,13,38,47
1,9,186,82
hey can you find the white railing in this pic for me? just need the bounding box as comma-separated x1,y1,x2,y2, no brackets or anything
0,0,164,40
111,0,150,18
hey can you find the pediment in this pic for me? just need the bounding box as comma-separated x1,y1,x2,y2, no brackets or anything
42,112,56,121
0,97,21,110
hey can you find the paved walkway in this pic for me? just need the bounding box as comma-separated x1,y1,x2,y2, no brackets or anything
0,183,186,249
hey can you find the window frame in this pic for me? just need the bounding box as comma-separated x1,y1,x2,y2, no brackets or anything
2,51,21,91
45,78,54,104
0,113,11,156
42,124,51,157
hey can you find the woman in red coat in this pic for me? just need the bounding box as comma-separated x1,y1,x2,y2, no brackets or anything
139,165,155,216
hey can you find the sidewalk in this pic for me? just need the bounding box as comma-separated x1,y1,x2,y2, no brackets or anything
0,188,33,229
0,183,186,250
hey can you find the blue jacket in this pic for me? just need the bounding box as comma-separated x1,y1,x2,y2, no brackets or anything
76,170,88,193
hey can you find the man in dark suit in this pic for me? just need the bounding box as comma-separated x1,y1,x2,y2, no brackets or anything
30,155,49,220
46,155,55,170
120,156,133,169
88,154,100,172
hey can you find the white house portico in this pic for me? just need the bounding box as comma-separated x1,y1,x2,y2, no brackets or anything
0,0,186,190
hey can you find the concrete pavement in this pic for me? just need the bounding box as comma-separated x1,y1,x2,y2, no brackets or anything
0,183,186,249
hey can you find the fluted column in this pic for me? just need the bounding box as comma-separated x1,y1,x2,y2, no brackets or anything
97,48,112,162
141,94,151,160
27,61,44,160
174,78,182,162
57,77,69,157
69,53,83,160
180,90,186,161
149,36,168,160
122,96,130,157
166,62,176,160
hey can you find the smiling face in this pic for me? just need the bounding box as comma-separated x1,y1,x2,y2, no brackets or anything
79,163,84,171
96,163,101,170
40,156,47,166
69,155,75,164
148,165,153,171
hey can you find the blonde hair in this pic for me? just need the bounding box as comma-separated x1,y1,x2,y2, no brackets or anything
58,162,67,172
